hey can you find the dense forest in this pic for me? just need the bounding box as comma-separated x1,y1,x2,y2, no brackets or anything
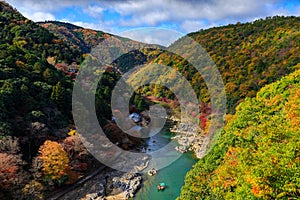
147,16,300,113
39,21,111,54
0,1,299,199
176,16,300,200
0,2,145,199
0,2,95,199
179,67,300,199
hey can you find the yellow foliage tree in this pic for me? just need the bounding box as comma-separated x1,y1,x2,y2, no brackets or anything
38,140,70,181
67,129,78,136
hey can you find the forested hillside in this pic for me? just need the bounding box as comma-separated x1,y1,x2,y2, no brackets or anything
0,2,128,198
39,21,111,53
0,1,81,137
40,21,163,74
0,2,157,198
0,2,86,198
149,16,300,112
176,17,300,200
178,67,300,199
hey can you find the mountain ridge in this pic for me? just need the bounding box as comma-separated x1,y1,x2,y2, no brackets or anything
38,21,111,53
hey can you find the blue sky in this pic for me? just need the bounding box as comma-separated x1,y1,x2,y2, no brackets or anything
5,0,300,45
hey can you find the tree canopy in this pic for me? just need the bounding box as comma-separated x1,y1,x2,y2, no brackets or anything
178,68,300,199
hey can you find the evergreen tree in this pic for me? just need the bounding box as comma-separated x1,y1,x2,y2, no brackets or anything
51,81,65,110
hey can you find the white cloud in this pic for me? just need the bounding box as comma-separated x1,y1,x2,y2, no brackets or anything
268,5,300,16
5,0,299,33
109,0,278,25
120,11,169,26
22,11,55,22
59,19,115,33
6,0,87,12
180,20,206,33
83,5,104,18
120,28,183,46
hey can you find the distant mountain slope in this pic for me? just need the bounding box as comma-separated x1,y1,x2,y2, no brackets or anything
178,66,300,199
39,21,111,53
0,4,82,64
151,16,300,112
39,21,163,73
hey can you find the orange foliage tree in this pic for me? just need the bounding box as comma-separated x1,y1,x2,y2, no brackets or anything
38,140,70,182
0,152,21,189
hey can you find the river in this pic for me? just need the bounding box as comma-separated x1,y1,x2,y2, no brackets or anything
134,126,198,200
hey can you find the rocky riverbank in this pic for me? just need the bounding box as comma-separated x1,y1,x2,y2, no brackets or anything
105,171,142,199
59,169,143,200
170,122,209,158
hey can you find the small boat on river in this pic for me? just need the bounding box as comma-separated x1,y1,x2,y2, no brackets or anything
157,182,166,191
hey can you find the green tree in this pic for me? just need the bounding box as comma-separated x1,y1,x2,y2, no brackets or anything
178,69,300,200
51,81,65,110
43,68,56,84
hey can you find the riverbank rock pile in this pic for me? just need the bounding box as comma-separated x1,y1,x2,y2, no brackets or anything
171,123,198,152
59,168,143,200
171,122,208,158
192,135,211,159
107,171,142,199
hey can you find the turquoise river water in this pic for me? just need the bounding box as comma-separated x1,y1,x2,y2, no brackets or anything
134,128,198,200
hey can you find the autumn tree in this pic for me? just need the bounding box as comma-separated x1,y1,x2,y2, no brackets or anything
37,140,70,183
179,69,300,200
61,135,88,161
0,153,22,190
0,137,28,195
